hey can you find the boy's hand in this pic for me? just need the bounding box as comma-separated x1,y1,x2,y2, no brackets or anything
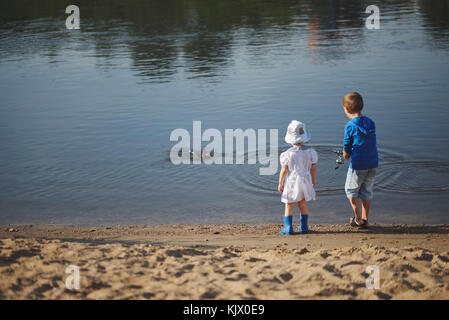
278,184,284,193
343,151,351,160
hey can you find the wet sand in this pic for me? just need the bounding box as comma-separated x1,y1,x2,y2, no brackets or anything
0,224,448,299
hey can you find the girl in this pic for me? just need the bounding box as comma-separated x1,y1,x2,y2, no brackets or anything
278,120,318,234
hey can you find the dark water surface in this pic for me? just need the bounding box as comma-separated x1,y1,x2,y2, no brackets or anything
1,0,449,225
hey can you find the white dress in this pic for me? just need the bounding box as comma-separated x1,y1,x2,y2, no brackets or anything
280,146,318,203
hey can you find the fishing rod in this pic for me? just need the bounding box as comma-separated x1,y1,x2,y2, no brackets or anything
333,149,344,169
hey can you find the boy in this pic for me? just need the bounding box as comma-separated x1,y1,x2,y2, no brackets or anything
342,92,378,228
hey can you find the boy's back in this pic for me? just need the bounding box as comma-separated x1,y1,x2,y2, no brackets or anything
344,115,378,170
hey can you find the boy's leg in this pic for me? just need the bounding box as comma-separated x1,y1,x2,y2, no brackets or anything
345,168,365,225
361,199,371,224
359,168,376,225
348,197,363,225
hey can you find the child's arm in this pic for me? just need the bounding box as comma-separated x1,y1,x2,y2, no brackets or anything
343,125,354,160
310,164,317,187
278,167,288,193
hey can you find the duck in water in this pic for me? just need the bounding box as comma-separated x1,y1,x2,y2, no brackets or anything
189,150,212,161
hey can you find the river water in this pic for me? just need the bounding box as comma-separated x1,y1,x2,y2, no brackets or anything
1,0,449,225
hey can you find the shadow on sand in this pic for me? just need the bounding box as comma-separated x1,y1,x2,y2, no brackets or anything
307,224,449,235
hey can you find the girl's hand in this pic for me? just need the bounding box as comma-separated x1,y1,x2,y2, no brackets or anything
278,184,284,193
312,181,316,187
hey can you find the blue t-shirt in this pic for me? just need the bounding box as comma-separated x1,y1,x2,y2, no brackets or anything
343,115,378,170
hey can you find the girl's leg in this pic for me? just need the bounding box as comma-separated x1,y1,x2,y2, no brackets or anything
285,203,295,216
281,203,295,235
298,200,308,215
297,200,309,233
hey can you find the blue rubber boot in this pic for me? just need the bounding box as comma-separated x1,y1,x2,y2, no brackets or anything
281,216,293,235
298,214,309,233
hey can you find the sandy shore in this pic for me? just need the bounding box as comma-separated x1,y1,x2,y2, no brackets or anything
0,224,448,299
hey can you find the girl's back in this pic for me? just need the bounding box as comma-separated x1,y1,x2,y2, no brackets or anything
281,145,317,174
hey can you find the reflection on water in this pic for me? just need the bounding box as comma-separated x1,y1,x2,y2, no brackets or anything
418,0,449,47
1,0,449,225
2,0,449,81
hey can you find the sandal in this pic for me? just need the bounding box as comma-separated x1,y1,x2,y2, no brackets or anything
349,216,368,229
360,219,369,229
349,216,360,227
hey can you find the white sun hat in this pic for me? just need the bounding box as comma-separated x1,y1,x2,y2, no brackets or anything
284,120,311,144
